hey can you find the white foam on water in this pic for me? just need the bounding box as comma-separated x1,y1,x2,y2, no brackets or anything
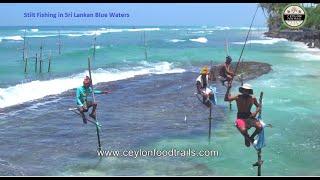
187,26,231,31
232,37,288,45
286,41,320,61
67,34,83,37
0,36,24,41
20,28,39,32
26,35,57,38
66,31,102,37
291,42,320,53
31,29,39,32
126,28,160,32
95,27,160,33
90,45,102,49
214,26,231,30
189,37,208,43
17,28,160,39
65,28,160,37
0,62,185,108
231,27,268,31
186,26,267,31
236,27,258,31
191,31,206,34
169,39,186,43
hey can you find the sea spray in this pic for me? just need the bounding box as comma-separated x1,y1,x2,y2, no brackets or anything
232,38,288,45
189,37,208,43
0,62,185,108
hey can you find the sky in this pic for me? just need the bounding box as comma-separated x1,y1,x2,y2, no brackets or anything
0,3,268,26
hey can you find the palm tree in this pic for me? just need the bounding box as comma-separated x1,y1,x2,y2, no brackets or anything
259,3,290,31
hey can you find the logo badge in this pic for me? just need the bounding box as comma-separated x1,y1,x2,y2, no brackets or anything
282,4,307,29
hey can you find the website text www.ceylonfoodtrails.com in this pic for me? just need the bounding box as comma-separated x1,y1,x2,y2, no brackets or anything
97,148,220,158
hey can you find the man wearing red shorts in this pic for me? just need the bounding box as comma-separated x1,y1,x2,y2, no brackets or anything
224,83,262,147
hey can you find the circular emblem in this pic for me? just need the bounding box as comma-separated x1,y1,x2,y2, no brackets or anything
282,4,307,28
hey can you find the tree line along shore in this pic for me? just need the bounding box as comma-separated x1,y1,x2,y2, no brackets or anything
260,3,320,49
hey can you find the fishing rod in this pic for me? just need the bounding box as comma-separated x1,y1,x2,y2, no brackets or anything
231,6,259,85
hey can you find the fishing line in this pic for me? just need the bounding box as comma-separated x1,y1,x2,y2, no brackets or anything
232,6,259,83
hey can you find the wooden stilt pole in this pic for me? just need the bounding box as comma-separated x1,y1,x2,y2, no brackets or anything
258,149,262,176
88,57,102,151
35,53,38,73
39,57,42,73
93,32,97,61
58,29,61,55
48,50,51,72
24,58,28,73
208,105,212,142
252,92,264,176
39,42,43,73
253,149,263,176
22,28,26,61
40,42,43,61
144,31,148,61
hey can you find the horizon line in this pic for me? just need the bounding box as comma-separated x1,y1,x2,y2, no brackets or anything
0,25,268,27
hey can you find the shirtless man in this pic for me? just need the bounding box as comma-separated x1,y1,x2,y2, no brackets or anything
224,83,262,147
219,56,234,87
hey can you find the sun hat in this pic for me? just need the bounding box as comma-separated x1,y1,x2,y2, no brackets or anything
200,66,209,75
239,83,253,95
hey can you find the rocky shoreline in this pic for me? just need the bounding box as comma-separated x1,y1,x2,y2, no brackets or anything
264,29,320,49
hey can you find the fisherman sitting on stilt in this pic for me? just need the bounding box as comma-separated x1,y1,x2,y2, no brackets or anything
196,66,214,107
219,56,235,87
224,83,262,147
76,76,109,124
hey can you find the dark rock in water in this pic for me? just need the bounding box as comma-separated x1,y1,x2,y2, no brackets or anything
315,39,320,48
209,61,272,82
265,29,320,49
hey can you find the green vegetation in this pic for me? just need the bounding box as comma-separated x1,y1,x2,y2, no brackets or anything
304,5,320,29
259,3,320,31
